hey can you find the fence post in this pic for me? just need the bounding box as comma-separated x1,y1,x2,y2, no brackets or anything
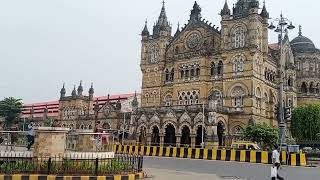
47,157,52,175
95,158,99,176
138,155,143,172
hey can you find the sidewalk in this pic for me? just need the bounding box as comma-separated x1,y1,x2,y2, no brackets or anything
144,168,246,180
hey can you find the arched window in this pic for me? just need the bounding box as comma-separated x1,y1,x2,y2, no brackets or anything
180,70,184,79
165,95,173,106
217,61,223,75
231,86,245,107
256,87,261,112
211,62,216,76
233,55,245,73
190,68,195,77
209,90,222,109
309,82,315,93
170,68,175,81
196,66,200,77
165,69,170,82
316,83,320,94
301,82,307,93
232,26,246,48
288,76,293,87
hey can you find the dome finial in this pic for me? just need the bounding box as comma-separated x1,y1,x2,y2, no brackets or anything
299,25,302,36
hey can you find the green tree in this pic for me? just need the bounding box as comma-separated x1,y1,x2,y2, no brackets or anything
0,97,23,129
244,124,279,149
291,104,320,140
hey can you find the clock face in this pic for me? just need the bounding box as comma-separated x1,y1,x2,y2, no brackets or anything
148,43,160,64
103,105,111,117
187,33,201,49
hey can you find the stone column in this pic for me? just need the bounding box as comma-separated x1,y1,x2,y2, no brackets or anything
147,133,152,146
33,127,70,157
190,134,196,148
176,134,181,148
160,134,165,147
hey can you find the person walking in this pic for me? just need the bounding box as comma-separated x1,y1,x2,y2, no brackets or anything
27,122,35,151
272,145,284,180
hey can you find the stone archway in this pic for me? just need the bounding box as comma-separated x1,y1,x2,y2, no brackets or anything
217,121,226,146
164,124,176,146
151,126,160,146
195,125,206,147
181,125,191,146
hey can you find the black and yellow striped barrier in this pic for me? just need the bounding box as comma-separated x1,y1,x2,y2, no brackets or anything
114,145,307,166
0,173,144,180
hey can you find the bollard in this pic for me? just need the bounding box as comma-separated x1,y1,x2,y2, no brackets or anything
47,157,52,174
95,158,99,176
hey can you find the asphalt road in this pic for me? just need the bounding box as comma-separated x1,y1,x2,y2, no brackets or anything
143,157,319,180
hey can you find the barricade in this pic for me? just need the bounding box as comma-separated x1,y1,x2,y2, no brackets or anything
0,174,145,180
114,144,307,166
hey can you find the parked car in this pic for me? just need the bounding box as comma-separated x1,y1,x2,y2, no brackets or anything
231,141,261,150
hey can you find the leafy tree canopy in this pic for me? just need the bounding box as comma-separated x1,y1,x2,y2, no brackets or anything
0,97,23,128
291,104,320,140
244,123,279,149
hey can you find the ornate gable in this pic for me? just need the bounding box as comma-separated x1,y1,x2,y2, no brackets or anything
194,112,204,124
99,103,116,118
165,108,176,118
166,19,221,62
179,111,191,124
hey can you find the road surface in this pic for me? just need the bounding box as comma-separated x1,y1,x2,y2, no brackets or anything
144,157,319,180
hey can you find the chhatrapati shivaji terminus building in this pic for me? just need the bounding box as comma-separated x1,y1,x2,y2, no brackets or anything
131,0,320,148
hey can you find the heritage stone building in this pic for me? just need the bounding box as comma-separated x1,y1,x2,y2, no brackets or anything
22,82,141,141
131,1,320,147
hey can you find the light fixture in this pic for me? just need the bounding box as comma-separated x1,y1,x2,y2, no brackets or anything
268,22,276,30
287,22,295,30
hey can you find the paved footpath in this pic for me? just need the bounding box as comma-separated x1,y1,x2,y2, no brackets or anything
144,157,319,180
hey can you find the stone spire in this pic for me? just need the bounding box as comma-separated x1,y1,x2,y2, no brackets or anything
174,22,180,37
153,1,172,37
141,19,149,36
116,96,122,110
77,80,83,96
60,83,66,99
190,1,201,22
220,0,231,17
260,1,269,19
72,85,77,98
131,91,139,111
298,25,302,36
89,83,94,100
233,0,259,18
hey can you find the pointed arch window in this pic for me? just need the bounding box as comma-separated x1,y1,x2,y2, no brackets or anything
196,66,200,77
233,55,245,73
209,90,223,109
232,26,246,48
301,82,307,93
217,61,223,75
164,95,173,106
309,82,315,94
210,62,216,76
170,68,175,81
165,69,170,82
231,86,245,108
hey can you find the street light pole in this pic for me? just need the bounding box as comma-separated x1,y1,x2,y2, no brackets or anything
122,112,125,145
201,101,205,148
268,14,295,148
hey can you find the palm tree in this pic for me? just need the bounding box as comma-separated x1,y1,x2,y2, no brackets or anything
0,97,23,129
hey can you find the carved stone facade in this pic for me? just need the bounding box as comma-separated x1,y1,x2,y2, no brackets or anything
132,1,319,147
22,83,141,142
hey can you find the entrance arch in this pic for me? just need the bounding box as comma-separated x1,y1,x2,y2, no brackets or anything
151,126,160,145
181,125,191,146
164,124,176,146
195,125,206,147
217,121,226,146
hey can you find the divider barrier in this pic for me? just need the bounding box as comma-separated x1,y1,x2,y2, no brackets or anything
114,144,307,166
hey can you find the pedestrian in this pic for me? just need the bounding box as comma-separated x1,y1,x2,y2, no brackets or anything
94,121,103,151
27,121,35,151
272,144,284,180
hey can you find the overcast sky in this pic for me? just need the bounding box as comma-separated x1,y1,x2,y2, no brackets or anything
0,0,319,104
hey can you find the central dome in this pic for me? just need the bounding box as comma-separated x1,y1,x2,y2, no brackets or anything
290,26,317,53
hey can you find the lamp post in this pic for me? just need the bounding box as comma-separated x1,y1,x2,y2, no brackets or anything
268,14,295,148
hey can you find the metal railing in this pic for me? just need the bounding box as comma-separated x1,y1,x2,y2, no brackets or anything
0,131,28,150
0,154,143,175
